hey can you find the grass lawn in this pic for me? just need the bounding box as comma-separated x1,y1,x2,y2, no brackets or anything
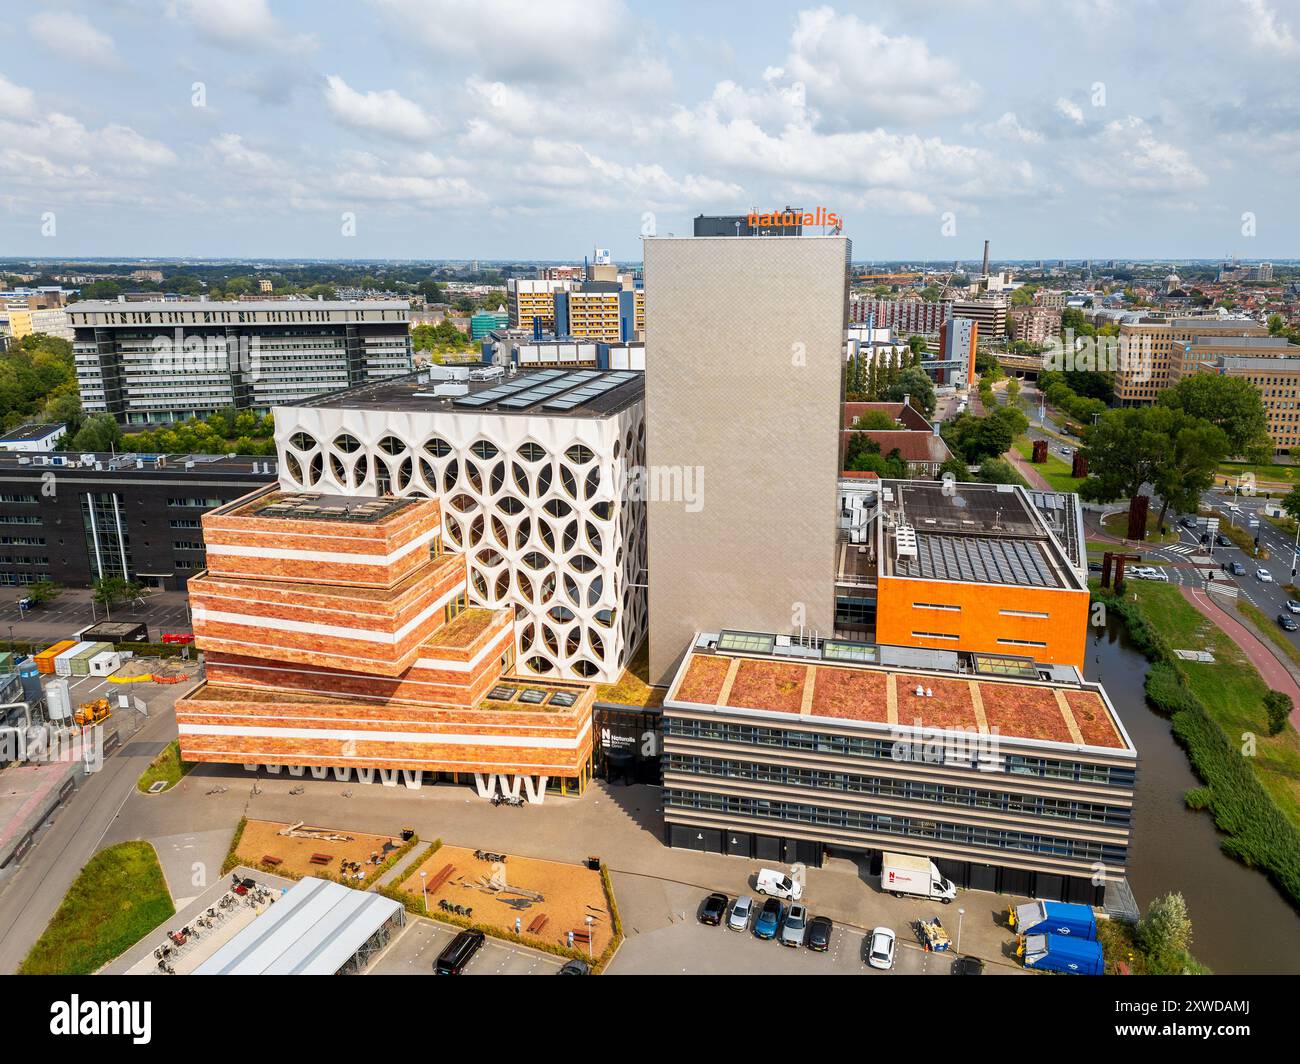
1237,600,1300,670
1012,437,1083,493
1123,581,1300,828
1100,509,1179,544
136,739,194,794
594,638,664,708
20,841,175,974
1216,461,1300,487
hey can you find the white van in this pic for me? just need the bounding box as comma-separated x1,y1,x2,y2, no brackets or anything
755,868,803,901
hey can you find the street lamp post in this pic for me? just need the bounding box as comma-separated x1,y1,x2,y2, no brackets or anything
956,907,966,956
420,870,427,914
1291,516,1299,580
585,915,594,961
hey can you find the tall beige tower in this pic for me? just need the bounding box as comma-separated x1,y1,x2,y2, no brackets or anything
644,235,850,685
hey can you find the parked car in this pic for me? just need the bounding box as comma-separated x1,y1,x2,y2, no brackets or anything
1257,568,1273,583
779,903,808,948
728,895,754,932
1278,614,1298,632
865,926,897,970
952,955,985,975
699,892,728,926
1287,600,1300,614
806,915,833,952
1087,561,1102,573
1230,562,1247,576
161,632,195,645
434,929,485,974
557,959,590,975
754,897,784,940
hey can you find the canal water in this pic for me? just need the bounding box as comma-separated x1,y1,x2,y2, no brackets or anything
1090,618,1300,973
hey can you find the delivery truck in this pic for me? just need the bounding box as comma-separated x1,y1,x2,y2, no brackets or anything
1009,900,1097,941
1020,932,1104,975
880,852,957,902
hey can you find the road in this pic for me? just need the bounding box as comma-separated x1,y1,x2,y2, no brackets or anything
0,679,191,973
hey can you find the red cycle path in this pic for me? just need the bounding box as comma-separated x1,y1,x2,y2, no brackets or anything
1180,584,1300,730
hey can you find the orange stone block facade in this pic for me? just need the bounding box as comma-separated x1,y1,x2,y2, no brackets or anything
178,487,595,794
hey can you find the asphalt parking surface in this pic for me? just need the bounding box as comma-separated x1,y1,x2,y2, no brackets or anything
370,916,566,976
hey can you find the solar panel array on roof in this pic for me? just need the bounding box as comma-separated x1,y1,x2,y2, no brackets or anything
451,369,569,409
904,534,1059,587
451,369,639,413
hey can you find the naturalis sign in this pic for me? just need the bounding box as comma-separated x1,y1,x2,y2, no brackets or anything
746,207,844,231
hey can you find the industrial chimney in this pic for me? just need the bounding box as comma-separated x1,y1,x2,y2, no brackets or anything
981,239,990,277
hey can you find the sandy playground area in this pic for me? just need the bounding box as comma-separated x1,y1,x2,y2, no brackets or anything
234,819,408,883
400,845,614,955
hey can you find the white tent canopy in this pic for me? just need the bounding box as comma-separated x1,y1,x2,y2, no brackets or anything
194,877,404,975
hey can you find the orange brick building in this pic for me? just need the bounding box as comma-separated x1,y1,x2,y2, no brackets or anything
176,487,595,799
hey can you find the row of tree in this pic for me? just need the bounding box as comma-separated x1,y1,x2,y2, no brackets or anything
844,340,937,415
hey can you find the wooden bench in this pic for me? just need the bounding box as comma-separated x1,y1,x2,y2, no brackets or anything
308,852,331,866
427,863,455,892
261,855,283,867
571,928,592,944
526,914,548,935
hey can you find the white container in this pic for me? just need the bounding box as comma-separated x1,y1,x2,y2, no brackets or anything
88,651,122,676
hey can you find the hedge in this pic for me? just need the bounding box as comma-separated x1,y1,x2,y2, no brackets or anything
1097,590,1300,908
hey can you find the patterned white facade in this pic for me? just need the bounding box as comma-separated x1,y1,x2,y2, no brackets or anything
272,402,647,684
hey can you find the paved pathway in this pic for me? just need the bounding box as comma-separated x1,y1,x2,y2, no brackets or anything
1180,584,1300,730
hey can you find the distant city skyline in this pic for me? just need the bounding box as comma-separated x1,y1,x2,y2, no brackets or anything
1,1,1297,260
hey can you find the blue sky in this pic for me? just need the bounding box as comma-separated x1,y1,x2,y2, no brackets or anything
0,0,1297,261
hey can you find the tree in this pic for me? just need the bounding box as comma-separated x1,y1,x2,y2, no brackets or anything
852,410,898,430
937,456,969,481
1137,892,1196,975
92,576,141,611
24,579,60,607
1283,485,1300,525
1078,408,1179,534
1150,415,1229,531
1159,375,1271,462
70,413,124,453
883,366,936,416
1264,690,1292,736
976,457,1024,485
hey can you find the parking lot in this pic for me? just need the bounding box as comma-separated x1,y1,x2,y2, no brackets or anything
370,916,566,975
7,587,193,646
605,879,1019,976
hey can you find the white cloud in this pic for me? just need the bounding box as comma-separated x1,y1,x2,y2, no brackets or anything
1239,0,1300,55
167,0,316,53
1069,115,1208,193
0,74,36,119
371,0,669,93
782,6,981,126
980,112,1044,144
1056,98,1085,124
27,12,119,68
322,75,436,141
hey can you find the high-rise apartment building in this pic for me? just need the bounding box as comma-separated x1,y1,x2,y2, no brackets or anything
951,296,1008,343
850,297,952,335
644,234,851,685
68,300,413,425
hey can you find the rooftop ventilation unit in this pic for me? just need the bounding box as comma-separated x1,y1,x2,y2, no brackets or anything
895,523,918,560
433,382,470,397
